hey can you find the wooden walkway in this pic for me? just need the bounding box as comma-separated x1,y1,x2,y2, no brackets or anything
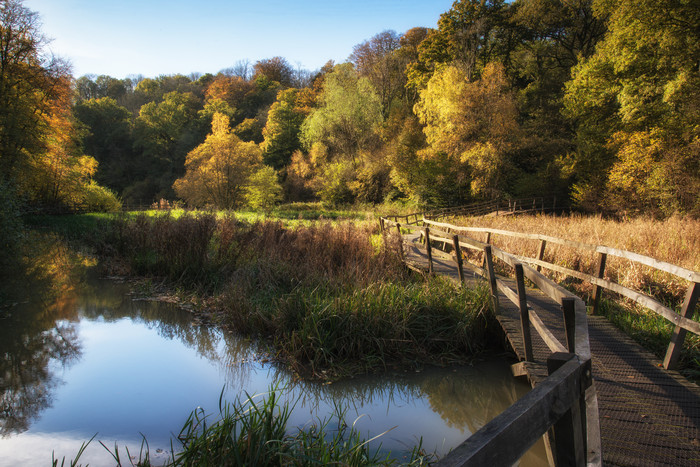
402,233,700,466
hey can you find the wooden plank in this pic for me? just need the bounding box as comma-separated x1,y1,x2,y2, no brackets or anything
425,228,434,275
596,246,700,282
484,245,499,314
515,264,534,362
495,278,520,307
437,357,591,467
530,309,568,354
548,353,587,467
562,297,576,354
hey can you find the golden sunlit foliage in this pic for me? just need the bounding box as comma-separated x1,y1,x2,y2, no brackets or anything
174,113,262,208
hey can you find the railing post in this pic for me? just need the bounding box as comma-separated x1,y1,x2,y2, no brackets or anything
482,231,492,269
379,217,385,233
515,264,534,362
424,227,434,275
484,245,499,313
396,223,404,262
537,239,547,272
562,297,576,354
547,353,588,467
452,234,465,284
591,252,607,315
663,282,700,370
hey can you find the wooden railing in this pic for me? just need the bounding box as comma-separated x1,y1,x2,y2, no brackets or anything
380,215,601,466
420,218,700,371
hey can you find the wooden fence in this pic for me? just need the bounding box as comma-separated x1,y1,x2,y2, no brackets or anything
419,217,700,371
380,215,600,466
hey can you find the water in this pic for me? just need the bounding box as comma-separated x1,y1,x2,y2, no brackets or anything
0,241,546,465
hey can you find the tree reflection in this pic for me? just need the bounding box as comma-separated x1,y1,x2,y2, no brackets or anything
0,234,85,436
0,234,263,437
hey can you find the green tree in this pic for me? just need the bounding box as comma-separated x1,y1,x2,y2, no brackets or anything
261,88,310,170
350,30,405,117
564,0,700,214
74,97,135,193
245,165,283,211
301,63,382,164
132,91,203,199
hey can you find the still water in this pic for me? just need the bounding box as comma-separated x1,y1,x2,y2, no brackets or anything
0,241,545,465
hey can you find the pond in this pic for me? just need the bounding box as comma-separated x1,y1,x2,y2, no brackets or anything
0,239,545,465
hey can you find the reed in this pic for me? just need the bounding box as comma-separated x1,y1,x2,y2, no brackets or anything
52,388,433,466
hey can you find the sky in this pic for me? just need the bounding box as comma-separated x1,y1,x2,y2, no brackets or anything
24,0,455,79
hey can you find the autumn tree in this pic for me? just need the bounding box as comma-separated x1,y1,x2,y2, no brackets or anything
253,56,294,87
173,113,262,208
415,63,520,199
0,0,65,182
564,0,700,215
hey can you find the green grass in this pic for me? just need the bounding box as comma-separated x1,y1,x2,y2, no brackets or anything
54,387,434,466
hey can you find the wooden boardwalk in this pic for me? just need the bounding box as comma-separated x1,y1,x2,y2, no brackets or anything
401,233,700,466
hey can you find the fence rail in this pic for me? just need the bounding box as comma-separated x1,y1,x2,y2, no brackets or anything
419,217,700,371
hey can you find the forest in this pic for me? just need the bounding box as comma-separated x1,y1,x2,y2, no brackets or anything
1,0,699,219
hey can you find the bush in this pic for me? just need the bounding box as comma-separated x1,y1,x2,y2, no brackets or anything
83,180,122,212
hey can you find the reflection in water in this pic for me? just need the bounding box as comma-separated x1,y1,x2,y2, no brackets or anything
0,236,544,465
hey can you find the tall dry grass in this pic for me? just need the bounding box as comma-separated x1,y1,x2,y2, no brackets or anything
452,213,699,304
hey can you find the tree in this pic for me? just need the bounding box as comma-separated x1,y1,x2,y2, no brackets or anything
245,165,283,211
74,97,135,192
132,91,203,199
350,30,404,116
407,0,509,90
261,88,311,170
0,0,65,182
564,0,700,214
173,113,262,208
301,63,382,164
253,56,294,87
415,63,520,198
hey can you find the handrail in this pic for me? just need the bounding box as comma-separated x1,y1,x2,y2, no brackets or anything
438,354,592,466
390,215,700,370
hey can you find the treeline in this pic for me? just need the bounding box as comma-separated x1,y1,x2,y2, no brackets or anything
2,0,699,218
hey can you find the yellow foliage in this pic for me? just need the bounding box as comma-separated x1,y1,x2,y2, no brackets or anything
174,113,262,208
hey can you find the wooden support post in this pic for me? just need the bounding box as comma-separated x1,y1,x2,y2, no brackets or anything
396,223,404,261
663,282,700,370
424,227,434,275
591,252,607,315
484,245,499,313
515,263,534,362
562,297,576,354
482,232,492,269
547,353,588,467
379,218,384,232
536,239,547,272
452,234,465,284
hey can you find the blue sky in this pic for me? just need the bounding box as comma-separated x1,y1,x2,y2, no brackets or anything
24,0,454,79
